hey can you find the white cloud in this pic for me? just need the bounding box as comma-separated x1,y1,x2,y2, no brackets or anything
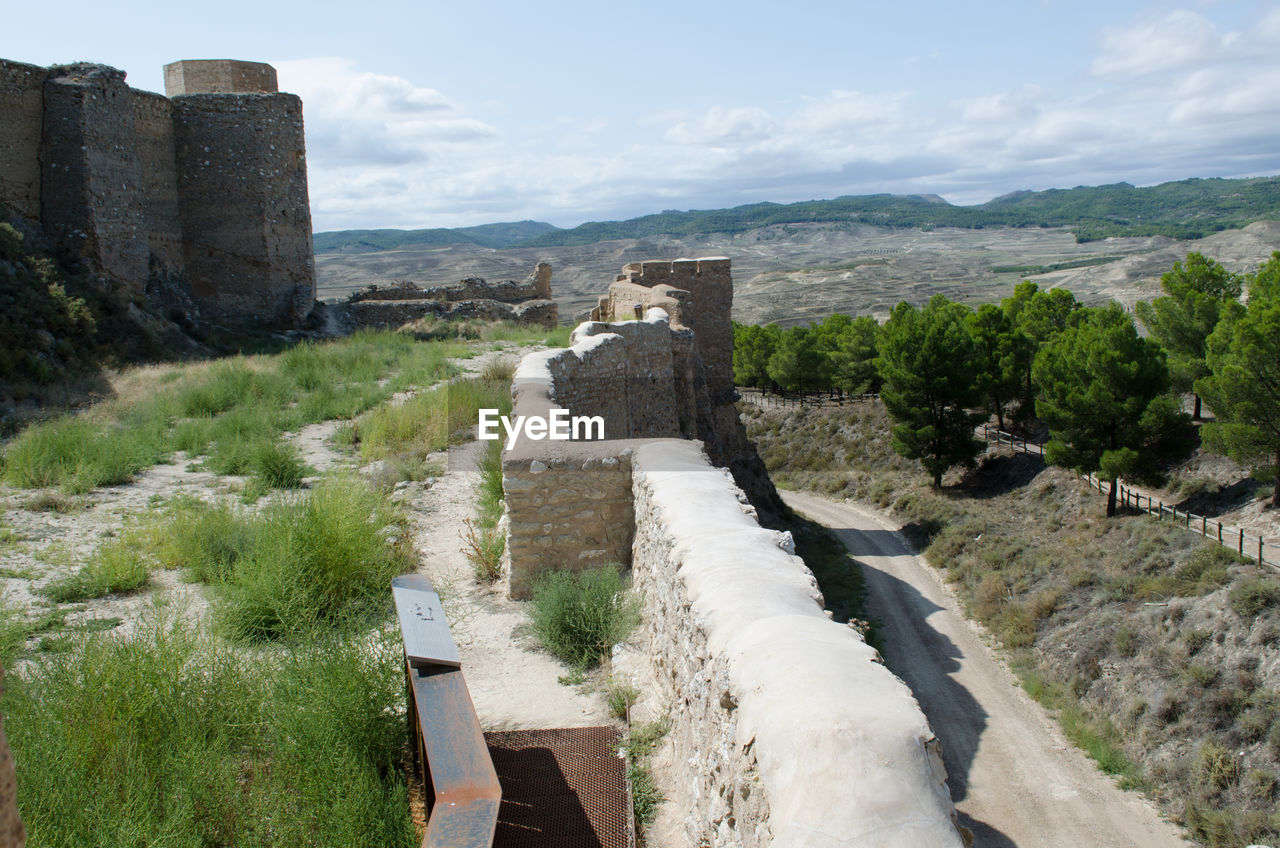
280,21,1280,234
1091,9,1234,77
665,106,775,146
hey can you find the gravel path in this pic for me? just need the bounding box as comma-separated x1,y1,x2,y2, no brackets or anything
407,439,612,730
782,489,1187,848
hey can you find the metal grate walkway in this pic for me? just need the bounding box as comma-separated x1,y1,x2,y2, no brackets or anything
485,727,630,848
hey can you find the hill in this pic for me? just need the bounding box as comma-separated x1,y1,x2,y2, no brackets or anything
513,176,1280,247
312,220,560,253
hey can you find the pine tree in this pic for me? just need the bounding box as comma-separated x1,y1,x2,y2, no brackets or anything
1034,304,1193,516
1135,252,1243,419
876,295,983,488
1196,259,1280,507
968,303,1033,431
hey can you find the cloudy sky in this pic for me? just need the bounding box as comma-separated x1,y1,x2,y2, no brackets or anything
7,1,1280,231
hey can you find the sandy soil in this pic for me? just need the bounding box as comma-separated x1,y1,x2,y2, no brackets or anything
405,438,613,730
782,489,1188,848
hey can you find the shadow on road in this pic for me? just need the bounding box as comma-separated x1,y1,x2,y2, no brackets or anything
821,520,1022,846
957,810,1019,848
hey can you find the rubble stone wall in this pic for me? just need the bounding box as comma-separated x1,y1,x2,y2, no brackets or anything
173,93,315,326
0,60,45,224
0,57,316,328
345,263,557,329
131,91,185,280
505,259,965,846
40,65,149,295
630,441,966,848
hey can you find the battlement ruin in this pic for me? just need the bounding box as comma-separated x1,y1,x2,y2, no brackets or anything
504,259,967,847
344,262,558,328
0,57,315,328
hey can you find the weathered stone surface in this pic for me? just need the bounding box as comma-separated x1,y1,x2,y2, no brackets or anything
503,258,964,846
41,64,149,294
131,91,186,287
163,59,278,95
344,264,558,329
3,56,315,329
631,441,965,848
0,59,44,223
345,296,557,329
173,92,315,327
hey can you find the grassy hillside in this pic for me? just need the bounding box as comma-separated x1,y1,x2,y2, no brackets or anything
313,220,560,253
743,399,1280,847
514,176,1280,247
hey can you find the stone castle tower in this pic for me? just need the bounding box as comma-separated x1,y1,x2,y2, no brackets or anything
0,58,315,328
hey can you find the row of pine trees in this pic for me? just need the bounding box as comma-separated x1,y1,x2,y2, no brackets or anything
733,252,1280,514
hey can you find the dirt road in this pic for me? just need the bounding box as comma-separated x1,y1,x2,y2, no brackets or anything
782,490,1187,848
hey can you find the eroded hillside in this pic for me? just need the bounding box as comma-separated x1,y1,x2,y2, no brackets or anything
316,221,1280,327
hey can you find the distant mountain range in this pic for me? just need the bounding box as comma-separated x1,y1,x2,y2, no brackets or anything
314,175,1280,252
312,220,560,253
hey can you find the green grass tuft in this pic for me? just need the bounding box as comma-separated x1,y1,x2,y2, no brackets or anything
3,616,414,847
215,475,411,641
529,564,639,669
40,538,151,603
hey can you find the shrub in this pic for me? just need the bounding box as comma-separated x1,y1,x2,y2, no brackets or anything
529,564,639,668
1229,577,1280,618
41,539,151,603
2,415,161,493
151,499,256,584
462,518,504,583
621,715,670,830
249,440,309,490
476,438,505,528
604,679,640,719
217,475,411,641
1197,741,1240,791
1136,545,1238,599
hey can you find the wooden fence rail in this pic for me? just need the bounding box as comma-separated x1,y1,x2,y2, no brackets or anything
981,426,1280,574
737,387,878,408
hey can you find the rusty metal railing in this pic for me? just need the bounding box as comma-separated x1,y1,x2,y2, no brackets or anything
394,574,502,848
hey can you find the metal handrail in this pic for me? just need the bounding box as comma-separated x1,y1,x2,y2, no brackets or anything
394,574,501,848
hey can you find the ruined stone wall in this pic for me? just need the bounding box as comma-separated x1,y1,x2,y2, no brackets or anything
503,444,636,599
345,297,557,329
504,260,965,845
629,441,966,848
0,57,316,329
0,60,44,224
131,91,185,281
551,313,680,439
502,307,691,595
351,263,551,304
173,93,315,326
345,263,556,329
598,258,734,401
40,65,149,295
